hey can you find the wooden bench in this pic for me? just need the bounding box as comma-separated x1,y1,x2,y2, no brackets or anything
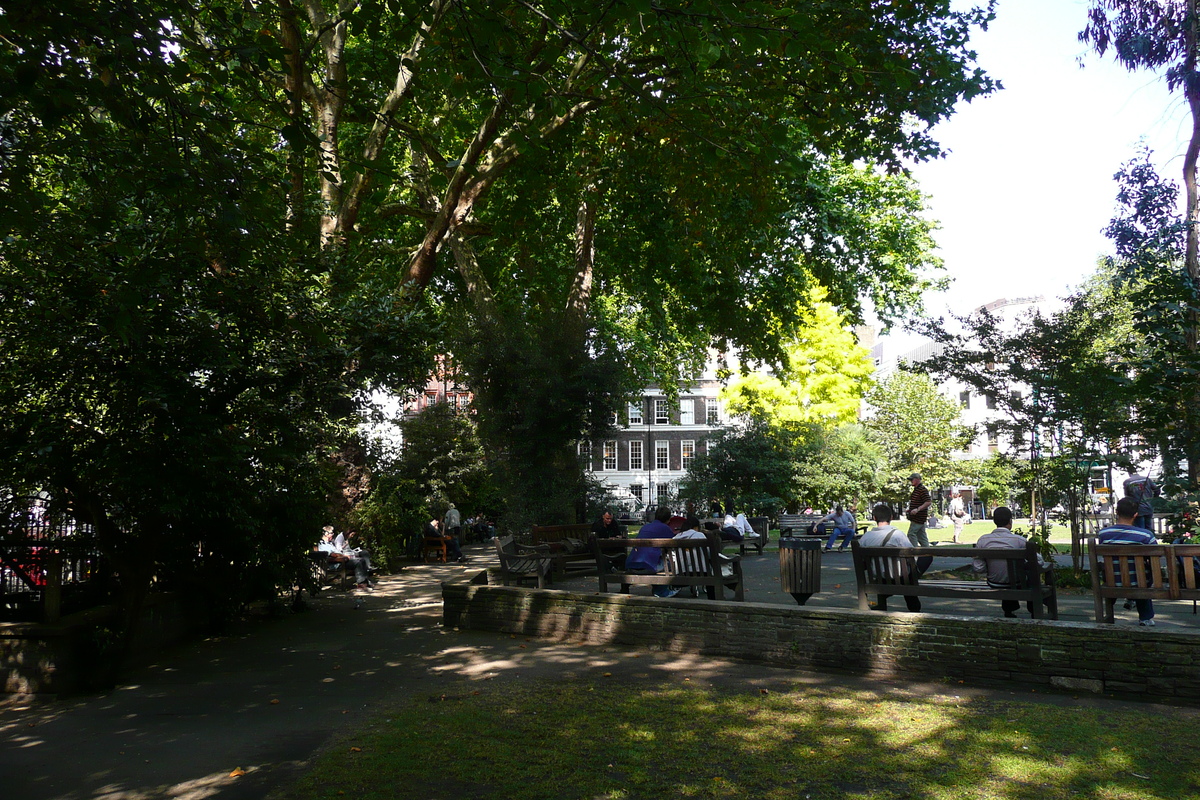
531,523,594,546
776,514,826,537
850,541,1058,619
309,551,353,591
777,514,868,545
492,536,554,588
531,523,601,579
1087,540,1200,623
588,533,744,601
421,533,452,563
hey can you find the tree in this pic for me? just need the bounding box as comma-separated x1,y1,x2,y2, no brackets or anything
679,420,802,517
721,288,877,427
1082,2,1200,485
1099,153,1200,485
0,0,433,631
353,402,501,564
180,0,996,519
864,370,974,501
792,424,886,510
959,454,1017,512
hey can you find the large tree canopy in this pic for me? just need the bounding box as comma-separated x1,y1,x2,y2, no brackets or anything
0,0,999,590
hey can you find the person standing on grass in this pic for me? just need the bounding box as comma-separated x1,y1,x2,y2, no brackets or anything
1098,496,1158,627
948,489,970,543
905,473,932,547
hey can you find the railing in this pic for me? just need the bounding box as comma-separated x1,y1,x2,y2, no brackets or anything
0,495,107,622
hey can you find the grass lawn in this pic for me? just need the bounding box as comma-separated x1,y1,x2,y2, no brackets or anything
773,520,1074,548
280,679,1200,800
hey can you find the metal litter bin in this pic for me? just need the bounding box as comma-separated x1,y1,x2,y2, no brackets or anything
779,537,822,605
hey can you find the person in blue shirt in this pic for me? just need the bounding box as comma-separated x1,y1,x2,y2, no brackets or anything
1098,496,1158,626
627,506,679,597
821,504,857,552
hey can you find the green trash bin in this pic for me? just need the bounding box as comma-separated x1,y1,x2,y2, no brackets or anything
779,537,822,605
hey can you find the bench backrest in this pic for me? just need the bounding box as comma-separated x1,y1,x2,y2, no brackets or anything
588,534,722,576
850,541,1044,588
494,535,549,574
777,514,824,534
1087,539,1200,599
531,523,593,546
852,543,919,586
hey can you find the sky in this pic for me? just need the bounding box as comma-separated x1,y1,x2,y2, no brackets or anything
906,0,1188,327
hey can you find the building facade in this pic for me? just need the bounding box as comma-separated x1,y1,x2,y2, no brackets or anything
581,368,729,510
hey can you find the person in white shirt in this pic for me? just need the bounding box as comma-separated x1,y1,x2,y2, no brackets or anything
317,527,374,590
948,490,970,543
860,505,931,612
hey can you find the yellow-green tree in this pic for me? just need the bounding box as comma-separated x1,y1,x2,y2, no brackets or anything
721,290,874,426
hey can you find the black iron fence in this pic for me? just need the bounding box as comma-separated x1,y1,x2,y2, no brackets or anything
0,495,108,622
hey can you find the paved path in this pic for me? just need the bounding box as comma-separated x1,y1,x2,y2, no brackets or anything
1,540,1196,800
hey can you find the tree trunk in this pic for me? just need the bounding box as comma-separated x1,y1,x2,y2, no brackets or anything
1186,0,1200,488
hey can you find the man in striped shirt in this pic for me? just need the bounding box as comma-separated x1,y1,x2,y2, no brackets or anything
1098,497,1158,627
905,473,932,547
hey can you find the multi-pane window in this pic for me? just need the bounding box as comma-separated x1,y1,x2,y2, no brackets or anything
656,483,670,502
655,440,669,469
705,398,720,425
681,440,695,470
985,393,998,410
426,391,438,409
578,439,591,456
629,440,643,470
603,440,618,470
628,402,643,425
654,398,670,424
986,425,999,454
680,400,695,425
959,390,970,408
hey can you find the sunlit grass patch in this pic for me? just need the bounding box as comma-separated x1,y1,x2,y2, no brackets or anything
279,680,1200,800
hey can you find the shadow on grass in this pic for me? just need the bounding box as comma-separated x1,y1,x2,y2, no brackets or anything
278,678,1200,800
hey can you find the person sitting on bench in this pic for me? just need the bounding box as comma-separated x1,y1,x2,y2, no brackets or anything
627,506,679,598
860,504,932,612
821,504,856,552
972,506,1046,618
317,527,375,591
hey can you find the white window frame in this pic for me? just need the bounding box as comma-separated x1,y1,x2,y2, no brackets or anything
629,440,643,471
578,439,591,457
655,440,669,470
654,398,670,425
656,483,670,501
681,440,695,470
603,440,618,471
680,399,695,426
628,402,643,425
705,398,720,425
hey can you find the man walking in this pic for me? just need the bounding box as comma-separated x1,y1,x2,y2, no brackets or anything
905,473,932,547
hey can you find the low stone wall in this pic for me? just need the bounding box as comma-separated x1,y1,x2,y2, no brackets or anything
1,593,192,695
443,576,1200,700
